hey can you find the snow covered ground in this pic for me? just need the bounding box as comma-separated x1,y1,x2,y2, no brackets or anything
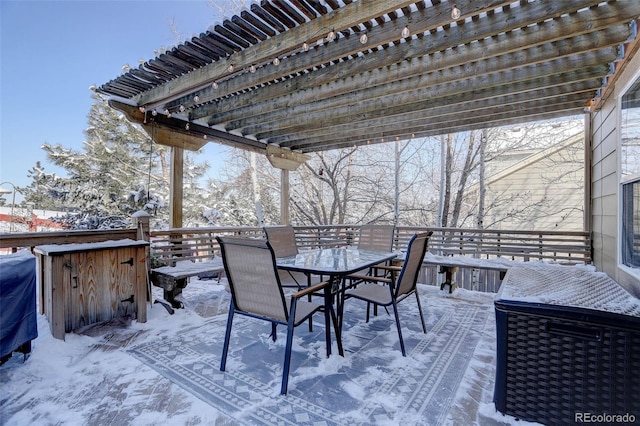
1,271,535,425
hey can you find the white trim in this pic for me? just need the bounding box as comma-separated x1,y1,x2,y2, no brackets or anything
617,63,640,273
619,264,640,282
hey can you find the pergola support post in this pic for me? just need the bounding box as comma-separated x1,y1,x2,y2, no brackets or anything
266,146,309,225
280,169,290,225
170,146,184,228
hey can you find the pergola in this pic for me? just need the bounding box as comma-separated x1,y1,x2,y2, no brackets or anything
97,0,640,227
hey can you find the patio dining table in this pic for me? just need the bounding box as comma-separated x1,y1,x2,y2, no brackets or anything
276,247,398,356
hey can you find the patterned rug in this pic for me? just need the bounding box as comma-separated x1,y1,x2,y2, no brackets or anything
130,288,490,425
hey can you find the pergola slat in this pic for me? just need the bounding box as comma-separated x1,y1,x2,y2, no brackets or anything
96,0,639,155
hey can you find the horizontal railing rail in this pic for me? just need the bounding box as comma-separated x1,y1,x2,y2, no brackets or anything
147,224,591,267
1,223,591,293
148,226,263,267
0,229,139,252
2,225,591,265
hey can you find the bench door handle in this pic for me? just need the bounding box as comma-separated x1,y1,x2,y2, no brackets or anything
544,320,602,341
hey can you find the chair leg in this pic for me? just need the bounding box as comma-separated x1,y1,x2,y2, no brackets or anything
281,312,297,395
271,323,277,341
414,292,427,333
391,300,406,357
323,290,332,358
220,303,235,371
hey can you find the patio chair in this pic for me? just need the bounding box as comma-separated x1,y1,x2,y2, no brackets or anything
357,224,396,252
345,231,432,356
263,225,323,289
216,236,332,395
346,224,396,288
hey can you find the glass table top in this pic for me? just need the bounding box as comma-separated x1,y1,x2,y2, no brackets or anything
276,247,397,275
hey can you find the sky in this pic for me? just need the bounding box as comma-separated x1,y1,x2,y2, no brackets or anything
1,0,231,202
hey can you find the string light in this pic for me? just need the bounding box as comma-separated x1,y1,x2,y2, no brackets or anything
212,81,218,89
273,57,280,66
302,42,309,52
179,105,186,112
359,33,368,44
326,29,336,42
185,123,190,130
249,64,256,73
193,95,200,103
451,5,461,20
401,26,410,38
228,63,234,72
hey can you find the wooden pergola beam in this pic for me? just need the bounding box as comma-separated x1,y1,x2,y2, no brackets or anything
109,99,266,153
134,0,423,107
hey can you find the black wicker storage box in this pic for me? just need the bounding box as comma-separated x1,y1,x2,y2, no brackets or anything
494,265,640,425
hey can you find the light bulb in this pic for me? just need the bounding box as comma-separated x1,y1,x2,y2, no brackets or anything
249,64,256,73
179,105,185,112
302,42,309,52
193,95,200,103
151,110,157,116
228,64,234,72
401,26,410,38
273,57,280,66
326,29,335,42
451,6,461,20
185,123,190,130
212,81,218,89
360,33,368,44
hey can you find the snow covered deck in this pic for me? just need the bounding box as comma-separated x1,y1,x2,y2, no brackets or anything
1,275,512,425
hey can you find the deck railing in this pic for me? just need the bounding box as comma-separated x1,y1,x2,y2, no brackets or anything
1,223,591,292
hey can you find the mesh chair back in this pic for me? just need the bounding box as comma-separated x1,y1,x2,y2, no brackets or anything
395,232,432,297
263,226,299,258
358,224,395,252
216,236,288,322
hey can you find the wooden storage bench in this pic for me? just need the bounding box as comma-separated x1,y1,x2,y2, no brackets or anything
34,239,149,340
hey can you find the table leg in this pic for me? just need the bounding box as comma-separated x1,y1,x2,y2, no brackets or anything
331,275,347,356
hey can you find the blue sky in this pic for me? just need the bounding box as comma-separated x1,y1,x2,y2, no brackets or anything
1,0,230,201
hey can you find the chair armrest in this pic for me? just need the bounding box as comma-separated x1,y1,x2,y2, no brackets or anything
372,265,402,273
347,274,392,284
291,281,330,299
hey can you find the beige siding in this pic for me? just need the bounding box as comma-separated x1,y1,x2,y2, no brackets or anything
483,135,585,231
590,50,640,294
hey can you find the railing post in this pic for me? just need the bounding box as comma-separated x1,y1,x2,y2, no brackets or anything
132,211,150,242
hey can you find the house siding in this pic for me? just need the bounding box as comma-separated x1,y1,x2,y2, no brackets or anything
590,49,640,295
482,134,585,231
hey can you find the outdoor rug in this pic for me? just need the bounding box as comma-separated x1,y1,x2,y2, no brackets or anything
130,288,490,425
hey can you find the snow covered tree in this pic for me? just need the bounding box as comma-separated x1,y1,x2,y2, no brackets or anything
23,94,208,229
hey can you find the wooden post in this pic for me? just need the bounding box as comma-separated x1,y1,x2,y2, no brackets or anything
170,146,184,229
132,211,152,307
281,169,290,225
132,211,150,242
